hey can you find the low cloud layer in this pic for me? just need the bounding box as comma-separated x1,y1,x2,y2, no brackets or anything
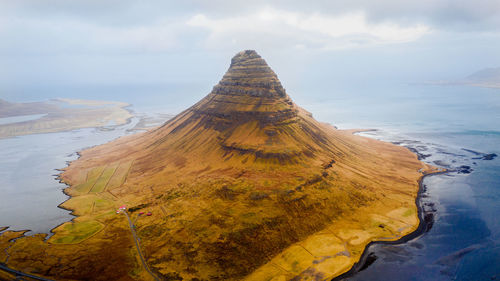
1,0,499,55
187,8,430,50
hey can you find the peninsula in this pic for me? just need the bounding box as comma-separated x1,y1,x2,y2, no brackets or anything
0,50,436,280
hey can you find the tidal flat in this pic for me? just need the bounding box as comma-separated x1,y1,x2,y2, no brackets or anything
0,98,132,138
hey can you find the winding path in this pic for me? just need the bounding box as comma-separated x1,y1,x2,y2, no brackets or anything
122,211,160,281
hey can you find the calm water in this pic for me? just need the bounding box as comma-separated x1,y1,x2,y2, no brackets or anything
0,82,499,280
0,114,47,125
0,119,141,234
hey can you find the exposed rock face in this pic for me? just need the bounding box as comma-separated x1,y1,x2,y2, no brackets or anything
51,50,431,281
221,50,287,98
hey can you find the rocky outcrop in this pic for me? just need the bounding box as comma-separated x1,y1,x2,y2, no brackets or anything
195,50,297,127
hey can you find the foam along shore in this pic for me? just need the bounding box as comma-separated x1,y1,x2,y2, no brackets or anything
330,169,446,280
0,98,133,138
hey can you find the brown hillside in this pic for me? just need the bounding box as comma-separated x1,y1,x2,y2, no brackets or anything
2,50,435,281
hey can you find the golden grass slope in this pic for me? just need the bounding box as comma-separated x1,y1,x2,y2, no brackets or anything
0,50,437,280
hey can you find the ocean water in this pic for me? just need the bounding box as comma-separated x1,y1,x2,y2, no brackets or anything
0,82,499,280
343,130,500,281
312,83,500,281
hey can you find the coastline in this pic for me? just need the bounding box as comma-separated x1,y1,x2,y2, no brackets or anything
0,110,177,264
244,129,437,281
1,125,439,280
0,117,136,239
331,169,447,280
0,108,140,246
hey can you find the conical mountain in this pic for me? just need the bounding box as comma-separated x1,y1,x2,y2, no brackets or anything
139,49,340,168
52,50,431,280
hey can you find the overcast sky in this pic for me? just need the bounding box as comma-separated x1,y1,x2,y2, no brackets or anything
1,0,500,100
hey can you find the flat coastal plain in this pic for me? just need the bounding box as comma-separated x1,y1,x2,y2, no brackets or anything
0,98,132,138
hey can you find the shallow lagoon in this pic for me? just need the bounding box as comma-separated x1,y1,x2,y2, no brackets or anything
0,114,47,125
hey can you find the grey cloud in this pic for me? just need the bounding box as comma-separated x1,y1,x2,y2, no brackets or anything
187,0,500,31
0,0,191,26
2,0,499,30
1,0,498,57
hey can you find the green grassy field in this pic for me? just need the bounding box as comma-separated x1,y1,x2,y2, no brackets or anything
51,219,104,244
91,166,117,193
106,161,132,190
72,166,104,194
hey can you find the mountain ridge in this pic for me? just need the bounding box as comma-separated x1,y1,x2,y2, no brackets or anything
462,67,500,88
423,66,500,89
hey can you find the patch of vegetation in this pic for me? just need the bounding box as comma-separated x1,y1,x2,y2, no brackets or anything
51,220,103,244
93,197,115,213
209,215,227,228
164,190,182,201
90,166,117,193
128,203,151,213
215,186,239,200
306,174,323,185
241,212,256,218
249,191,269,200
295,174,324,191
403,208,415,217
105,161,132,190
72,167,105,194
138,224,164,239
162,272,183,281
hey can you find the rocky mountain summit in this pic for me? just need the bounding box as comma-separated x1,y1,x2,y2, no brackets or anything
147,49,339,166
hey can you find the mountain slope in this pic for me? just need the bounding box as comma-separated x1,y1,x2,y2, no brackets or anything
2,50,434,281
60,50,434,280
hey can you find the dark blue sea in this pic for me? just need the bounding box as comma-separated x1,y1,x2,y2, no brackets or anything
1,81,499,280
312,83,500,281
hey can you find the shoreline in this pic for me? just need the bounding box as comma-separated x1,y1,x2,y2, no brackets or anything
0,110,137,238
331,169,447,280
2,127,441,280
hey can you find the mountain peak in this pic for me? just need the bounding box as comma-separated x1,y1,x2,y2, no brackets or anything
221,50,286,98
142,50,333,165
231,50,261,64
